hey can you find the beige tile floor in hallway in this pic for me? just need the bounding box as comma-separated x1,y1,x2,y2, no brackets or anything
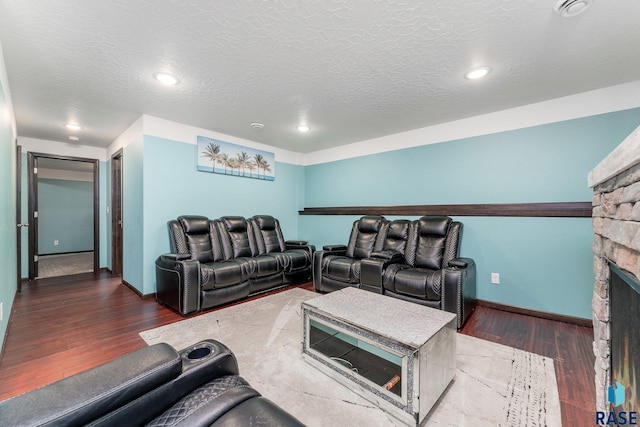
36,252,94,278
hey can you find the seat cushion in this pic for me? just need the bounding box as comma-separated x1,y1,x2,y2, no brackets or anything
213,396,305,426
147,375,260,427
322,255,361,284
384,265,441,300
282,249,310,271
201,260,253,290
252,254,280,277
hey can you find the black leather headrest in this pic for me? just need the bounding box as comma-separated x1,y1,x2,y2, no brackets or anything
253,215,276,231
222,216,247,232
358,216,384,233
178,216,210,234
417,216,452,236
388,220,410,239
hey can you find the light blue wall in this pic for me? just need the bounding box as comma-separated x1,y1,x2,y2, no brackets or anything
125,135,305,295
122,137,144,290
301,108,640,319
37,179,93,254
0,72,16,352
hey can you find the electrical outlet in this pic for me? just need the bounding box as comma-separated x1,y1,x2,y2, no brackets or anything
491,272,500,285
54,240,59,246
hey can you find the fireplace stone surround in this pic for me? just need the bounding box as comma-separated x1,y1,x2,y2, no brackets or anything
589,125,640,412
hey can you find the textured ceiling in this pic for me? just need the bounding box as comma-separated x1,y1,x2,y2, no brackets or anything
0,0,639,153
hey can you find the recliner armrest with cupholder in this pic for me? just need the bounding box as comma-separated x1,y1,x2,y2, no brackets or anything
0,339,305,427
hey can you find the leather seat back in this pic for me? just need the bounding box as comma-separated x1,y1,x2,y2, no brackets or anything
217,216,256,259
174,216,216,263
345,216,387,259
405,216,453,269
250,215,286,254
380,219,411,254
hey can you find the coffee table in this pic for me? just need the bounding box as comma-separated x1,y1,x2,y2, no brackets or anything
301,287,456,426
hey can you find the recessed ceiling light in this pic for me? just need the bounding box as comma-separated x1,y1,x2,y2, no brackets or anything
554,0,593,17
64,123,82,131
153,72,179,86
464,66,491,80
68,136,79,141
250,122,265,129
297,125,310,133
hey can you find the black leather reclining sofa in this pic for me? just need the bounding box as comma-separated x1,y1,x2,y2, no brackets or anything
156,215,314,315
0,339,304,427
313,215,476,329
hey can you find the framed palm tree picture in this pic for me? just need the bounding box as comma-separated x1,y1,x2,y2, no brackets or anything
197,136,275,181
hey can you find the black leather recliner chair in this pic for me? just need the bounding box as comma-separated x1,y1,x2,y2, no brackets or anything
312,215,386,293
377,216,476,329
250,215,313,285
359,219,412,293
0,340,304,426
156,215,313,315
314,215,476,329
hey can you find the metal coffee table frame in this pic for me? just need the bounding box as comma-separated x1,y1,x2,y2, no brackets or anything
301,287,456,426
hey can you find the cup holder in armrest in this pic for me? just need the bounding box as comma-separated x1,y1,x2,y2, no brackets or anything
187,346,211,360
180,341,217,369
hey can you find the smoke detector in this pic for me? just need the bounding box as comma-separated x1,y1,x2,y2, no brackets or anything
554,0,593,17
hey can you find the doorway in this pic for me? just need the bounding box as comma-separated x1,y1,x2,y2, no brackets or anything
27,152,99,280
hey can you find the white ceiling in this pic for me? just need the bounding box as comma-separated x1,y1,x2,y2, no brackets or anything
0,1,639,154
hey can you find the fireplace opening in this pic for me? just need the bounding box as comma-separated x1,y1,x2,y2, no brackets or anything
609,263,640,414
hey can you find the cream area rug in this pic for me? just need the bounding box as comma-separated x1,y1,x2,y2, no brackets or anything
140,288,561,426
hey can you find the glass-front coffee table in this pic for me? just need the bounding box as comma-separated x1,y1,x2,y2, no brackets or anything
301,287,456,426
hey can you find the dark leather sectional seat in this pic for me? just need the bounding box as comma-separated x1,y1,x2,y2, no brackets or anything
0,340,305,427
314,215,386,291
314,215,476,329
156,215,314,315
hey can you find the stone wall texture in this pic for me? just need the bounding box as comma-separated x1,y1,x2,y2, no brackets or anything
592,160,640,412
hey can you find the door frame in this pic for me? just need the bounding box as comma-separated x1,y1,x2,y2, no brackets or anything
111,149,123,276
27,152,100,280
16,143,22,291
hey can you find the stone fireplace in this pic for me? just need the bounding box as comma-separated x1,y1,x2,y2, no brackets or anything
589,125,640,412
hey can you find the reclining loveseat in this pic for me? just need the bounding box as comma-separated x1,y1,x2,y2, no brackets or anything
156,215,314,315
313,215,476,329
0,339,304,426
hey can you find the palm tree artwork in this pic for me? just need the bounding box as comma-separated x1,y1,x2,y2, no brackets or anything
236,151,250,177
246,160,257,177
219,153,229,174
197,136,274,180
254,154,265,179
200,142,220,172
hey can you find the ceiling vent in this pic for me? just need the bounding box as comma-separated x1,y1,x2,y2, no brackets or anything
554,0,593,17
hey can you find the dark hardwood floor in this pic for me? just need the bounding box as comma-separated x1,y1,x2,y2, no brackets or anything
0,272,595,426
